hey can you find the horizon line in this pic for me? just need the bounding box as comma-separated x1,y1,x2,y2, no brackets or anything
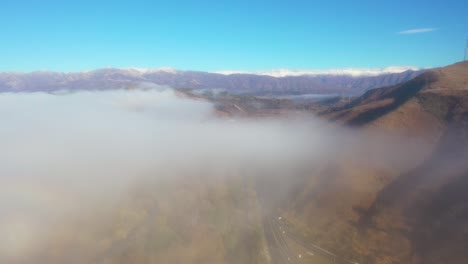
0,65,436,78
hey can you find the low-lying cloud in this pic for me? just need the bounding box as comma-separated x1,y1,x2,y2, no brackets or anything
0,88,431,262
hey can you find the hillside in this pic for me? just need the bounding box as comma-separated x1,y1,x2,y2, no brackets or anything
282,61,468,264
327,61,468,127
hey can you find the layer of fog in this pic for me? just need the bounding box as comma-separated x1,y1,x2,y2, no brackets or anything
0,88,431,261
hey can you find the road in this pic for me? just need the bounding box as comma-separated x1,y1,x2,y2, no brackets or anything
263,213,335,264
263,216,300,264
263,213,360,264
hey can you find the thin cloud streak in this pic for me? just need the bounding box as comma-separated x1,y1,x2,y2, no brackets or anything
397,28,438,34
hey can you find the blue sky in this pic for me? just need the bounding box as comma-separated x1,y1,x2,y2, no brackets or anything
1,0,467,72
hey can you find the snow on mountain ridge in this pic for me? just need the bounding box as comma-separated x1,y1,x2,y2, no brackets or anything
215,66,424,77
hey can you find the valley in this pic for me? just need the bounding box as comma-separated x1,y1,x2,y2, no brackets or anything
0,62,466,264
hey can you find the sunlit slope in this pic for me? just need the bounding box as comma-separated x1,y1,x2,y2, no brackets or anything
284,61,468,264
328,61,468,129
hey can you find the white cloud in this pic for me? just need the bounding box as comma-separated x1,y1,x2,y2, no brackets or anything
215,66,423,77
0,89,434,262
397,28,438,34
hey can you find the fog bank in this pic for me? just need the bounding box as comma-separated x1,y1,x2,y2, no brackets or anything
0,88,430,261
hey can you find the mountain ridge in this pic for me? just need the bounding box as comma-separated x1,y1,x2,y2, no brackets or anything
0,67,425,96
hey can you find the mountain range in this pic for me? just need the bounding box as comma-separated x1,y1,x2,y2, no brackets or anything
0,68,424,96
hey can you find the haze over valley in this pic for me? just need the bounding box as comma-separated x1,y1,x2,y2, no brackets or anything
0,61,467,264
1,0,467,263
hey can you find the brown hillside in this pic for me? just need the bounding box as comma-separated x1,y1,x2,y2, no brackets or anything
327,61,468,127
284,61,468,264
